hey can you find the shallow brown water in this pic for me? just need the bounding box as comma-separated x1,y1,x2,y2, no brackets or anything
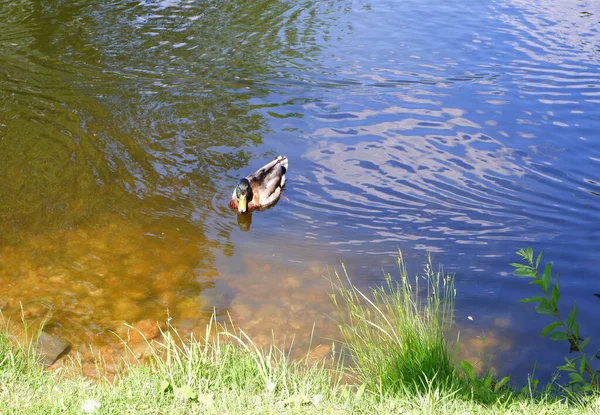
1,0,600,383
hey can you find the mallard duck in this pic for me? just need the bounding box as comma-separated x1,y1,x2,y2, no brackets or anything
230,156,288,214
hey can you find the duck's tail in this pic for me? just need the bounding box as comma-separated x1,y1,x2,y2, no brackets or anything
276,155,288,187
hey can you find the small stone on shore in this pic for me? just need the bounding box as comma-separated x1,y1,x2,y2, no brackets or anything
35,332,69,366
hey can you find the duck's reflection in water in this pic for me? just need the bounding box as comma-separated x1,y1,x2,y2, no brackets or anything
237,213,252,231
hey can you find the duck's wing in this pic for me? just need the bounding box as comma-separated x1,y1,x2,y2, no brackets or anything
247,156,287,184
247,156,288,205
256,184,282,207
246,156,287,183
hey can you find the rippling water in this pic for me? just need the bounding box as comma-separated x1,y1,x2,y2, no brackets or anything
1,0,599,382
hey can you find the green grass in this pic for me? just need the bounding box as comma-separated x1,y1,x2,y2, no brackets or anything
1,253,600,414
329,252,456,396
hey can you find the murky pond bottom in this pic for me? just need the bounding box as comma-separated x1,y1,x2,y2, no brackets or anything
0,211,515,377
0,212,344,375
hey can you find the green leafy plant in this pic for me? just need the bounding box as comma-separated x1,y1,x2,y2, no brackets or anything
511,248,599,391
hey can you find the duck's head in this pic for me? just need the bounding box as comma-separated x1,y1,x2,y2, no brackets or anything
235,178,253,213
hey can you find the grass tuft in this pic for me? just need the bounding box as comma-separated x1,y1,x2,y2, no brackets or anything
329,251,457,396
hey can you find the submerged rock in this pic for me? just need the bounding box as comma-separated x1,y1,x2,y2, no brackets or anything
35,332,69,366
129,319,162,344
306,344,332,362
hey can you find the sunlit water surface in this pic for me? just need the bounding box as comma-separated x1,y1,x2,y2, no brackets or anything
1,0,599,382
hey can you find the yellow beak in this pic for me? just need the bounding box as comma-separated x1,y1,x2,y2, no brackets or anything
238,194,247,213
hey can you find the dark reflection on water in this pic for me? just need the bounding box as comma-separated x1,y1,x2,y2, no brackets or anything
0,0,338,364
1,0,600,383
236,213,253,232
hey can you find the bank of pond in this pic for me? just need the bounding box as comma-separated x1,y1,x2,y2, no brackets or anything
1,251,598,414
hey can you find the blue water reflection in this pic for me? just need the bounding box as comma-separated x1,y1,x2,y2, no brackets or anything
225,0,600,382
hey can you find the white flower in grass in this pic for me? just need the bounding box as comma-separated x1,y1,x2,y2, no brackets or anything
81,399,101,413
312,394,322,406
266,381,276,393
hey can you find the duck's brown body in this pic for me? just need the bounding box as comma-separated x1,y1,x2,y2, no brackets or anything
230,156,288,213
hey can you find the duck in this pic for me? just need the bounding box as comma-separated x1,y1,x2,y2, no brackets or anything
229,155,288,214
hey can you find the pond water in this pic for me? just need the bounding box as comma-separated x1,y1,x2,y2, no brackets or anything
1,0,599,382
